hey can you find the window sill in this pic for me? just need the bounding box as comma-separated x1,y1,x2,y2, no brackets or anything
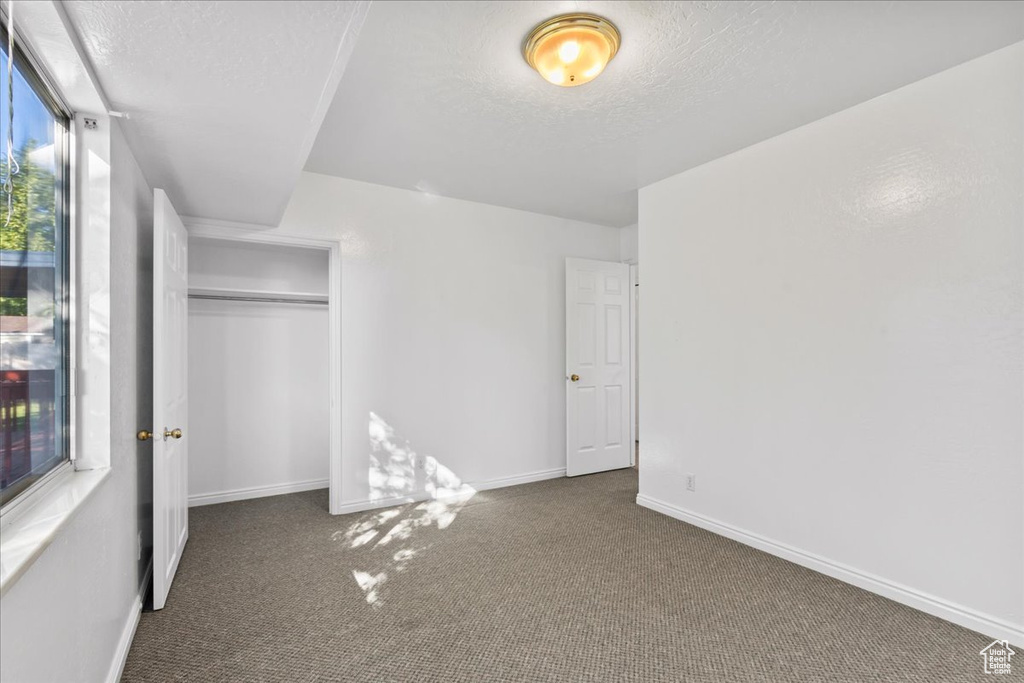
0,466,111,597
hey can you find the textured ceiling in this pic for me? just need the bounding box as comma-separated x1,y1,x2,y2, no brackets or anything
63,0,369,226
307,0,1024,227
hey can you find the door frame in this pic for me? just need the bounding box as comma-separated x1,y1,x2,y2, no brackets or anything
625,259,638,467
182,221,344,514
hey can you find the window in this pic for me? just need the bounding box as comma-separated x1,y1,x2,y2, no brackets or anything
0,24,71,508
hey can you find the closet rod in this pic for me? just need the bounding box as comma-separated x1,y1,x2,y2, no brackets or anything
188,293,328,306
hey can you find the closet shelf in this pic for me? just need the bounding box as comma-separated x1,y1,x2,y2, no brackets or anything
187,286,328,305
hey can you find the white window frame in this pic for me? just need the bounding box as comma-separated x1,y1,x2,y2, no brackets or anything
0,12,76,521
0,0,114,596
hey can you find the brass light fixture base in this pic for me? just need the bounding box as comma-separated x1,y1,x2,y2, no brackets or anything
523,13,621,87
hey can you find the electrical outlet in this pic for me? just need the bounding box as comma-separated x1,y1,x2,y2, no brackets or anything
685,474,696,492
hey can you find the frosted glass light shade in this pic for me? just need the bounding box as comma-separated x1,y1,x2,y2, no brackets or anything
523,14,621,87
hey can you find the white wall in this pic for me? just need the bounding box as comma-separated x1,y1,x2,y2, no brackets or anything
0,122,154,681
620,224,638,264
189,239,329,294
237,174,621,507
638,42,1023,643
188,240,330,504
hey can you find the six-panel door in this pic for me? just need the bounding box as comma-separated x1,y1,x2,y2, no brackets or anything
153,189,189,610
565,258,631,477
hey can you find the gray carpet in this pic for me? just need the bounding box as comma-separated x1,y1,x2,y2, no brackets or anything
123,470,1004,682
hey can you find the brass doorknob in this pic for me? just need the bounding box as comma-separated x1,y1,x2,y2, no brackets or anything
164,428,183,440
570,374,580,382
137,430,153,441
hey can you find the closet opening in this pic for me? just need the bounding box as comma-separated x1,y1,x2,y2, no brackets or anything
186,233,340,511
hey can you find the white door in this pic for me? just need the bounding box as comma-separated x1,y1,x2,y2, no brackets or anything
566,258,631,476
153,189,189,610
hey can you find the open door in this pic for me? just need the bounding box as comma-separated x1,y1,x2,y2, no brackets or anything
565,258,631,476
152,189,189,610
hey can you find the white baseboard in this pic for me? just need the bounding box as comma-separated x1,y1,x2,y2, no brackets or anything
476,467,566,491
189,479,329,507
332,467,566,515
106,558,152,683
636,494,1024,647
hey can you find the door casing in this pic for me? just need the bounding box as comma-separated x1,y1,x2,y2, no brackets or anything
183,222,344,514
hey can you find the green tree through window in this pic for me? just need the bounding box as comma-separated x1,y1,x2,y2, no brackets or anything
1,138,56,316
1,138,57,253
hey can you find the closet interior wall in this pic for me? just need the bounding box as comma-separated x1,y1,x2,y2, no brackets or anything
187,237,330,506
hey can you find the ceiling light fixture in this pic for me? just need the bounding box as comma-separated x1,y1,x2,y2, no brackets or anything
522,13,620,87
